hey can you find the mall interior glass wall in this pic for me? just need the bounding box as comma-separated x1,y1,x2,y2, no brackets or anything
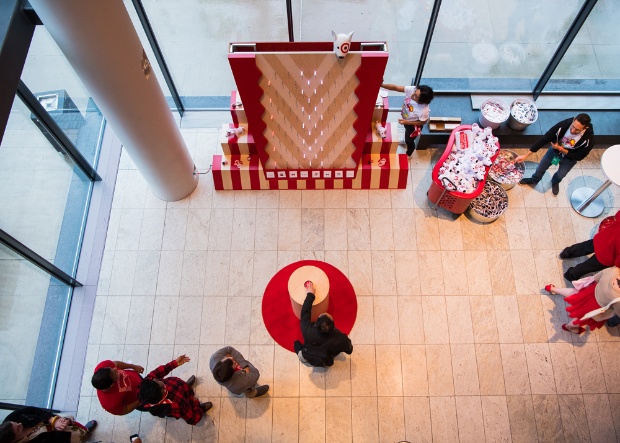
130,0,618,105
0,15,103,406
549,0,620,88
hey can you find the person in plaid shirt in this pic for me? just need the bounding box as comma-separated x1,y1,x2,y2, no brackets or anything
137,354,212,425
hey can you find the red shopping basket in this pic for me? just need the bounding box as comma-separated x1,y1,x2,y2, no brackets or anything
427,124,501,214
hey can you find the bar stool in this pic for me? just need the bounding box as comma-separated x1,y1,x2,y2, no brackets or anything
570,144,620,218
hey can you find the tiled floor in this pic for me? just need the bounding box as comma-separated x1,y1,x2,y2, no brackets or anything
77,127,620,442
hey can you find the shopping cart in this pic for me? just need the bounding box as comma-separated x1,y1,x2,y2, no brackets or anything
427,124,501,214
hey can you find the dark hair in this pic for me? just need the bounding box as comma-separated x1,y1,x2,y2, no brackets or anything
91,367,114,390
0,422,15,443
212,359,234,383
416,85,434,105
316,315,334,334
138,379,164,405
575,113,591,128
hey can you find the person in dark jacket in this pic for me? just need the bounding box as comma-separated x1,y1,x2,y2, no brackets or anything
293,281,353,367
0,407,97,443
516,114,594,196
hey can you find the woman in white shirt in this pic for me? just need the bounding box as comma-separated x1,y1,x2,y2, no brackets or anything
380,83,434,156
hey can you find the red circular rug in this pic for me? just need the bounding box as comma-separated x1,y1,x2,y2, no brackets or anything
262,260,358,352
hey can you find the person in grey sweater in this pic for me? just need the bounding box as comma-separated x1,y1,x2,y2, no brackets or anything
209,347,269,397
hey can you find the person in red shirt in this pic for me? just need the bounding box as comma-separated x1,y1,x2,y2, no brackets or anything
137,354,212,426
560,210,620,281
92,360,145,415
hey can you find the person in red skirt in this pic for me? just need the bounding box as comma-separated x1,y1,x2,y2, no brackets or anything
546,266,620,334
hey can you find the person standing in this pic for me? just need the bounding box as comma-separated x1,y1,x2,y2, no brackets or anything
210,347,269,398
380,82,434,156
293,281,353,367
91,360,144,416
516,114,594,196
137,354,211,426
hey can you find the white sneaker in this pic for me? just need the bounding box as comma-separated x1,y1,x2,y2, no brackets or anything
398,135,405,145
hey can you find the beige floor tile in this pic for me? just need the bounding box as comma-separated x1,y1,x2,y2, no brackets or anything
608,394,620,441
272,397,299,443
273,346,300,397
426,344,454,396
445,296,474,343
441,250,469,295
375,345,403,396
404,397,432,443
533,249,564,292
476,343,506,395
351,397,380,443
398,296,425,344
517,294,549,342
451,344,480,396
323,189,346,208
228,250,254,296
117,208,143,251
511,250,541,295
350,345,377,397
348,250,373,295
392,208,417,250
231,208,256,251
437,209,464,251
540,293,574,343
415,208,441,250
464,251,493,295
299,397,326,443
299,364,327,397
254,209,279,251
249,297,274,346
223,297,252,344
324,208,348,250
301,190,324,208
373,296,400,344
156,250,183,296
325,397,352,442
548,343,581,395
243,398,273,442
548,207,577,250
525,343,557,395
162,208,188,251
504,207,532,250
150,297,179,344
574,343,607,394
557,394,591,443
347,208,371,250
481,396,512,443
422,296,449,344
418,250,445,295
377,397,406,443
100,295,131,344
454,396,484,443
180,251,207,296
133,250,160,295
506,395,538,443
598,342,620,393
217,397,247,442
470,296,500,343
301,208,325,251
204,250,231,296
325,354,351,396
369,208,394,250
199,297,227,344
461,217,488,251
175,296,203,345
583,393,617,443
532,394,564,442
429,396,459,443
483,216,509,250
488,250,517,295
346,189,369,208
139,208,166,250
500,344,531,395
371,251,396,295
394,251,421,296
278,208,301,251
401,345,428,396
251,251,277,297
494,296,524,343
349,297,375,345
109,250,138,295
280,190,301,208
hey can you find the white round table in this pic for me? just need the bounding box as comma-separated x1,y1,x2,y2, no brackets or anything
287,265,330,321
570,145,620,218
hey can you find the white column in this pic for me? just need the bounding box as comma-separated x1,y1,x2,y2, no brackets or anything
29,0,197,201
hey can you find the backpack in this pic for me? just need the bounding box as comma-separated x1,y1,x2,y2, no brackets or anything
300,345,329,367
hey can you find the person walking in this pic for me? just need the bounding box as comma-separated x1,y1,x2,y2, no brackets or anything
210,347,269,398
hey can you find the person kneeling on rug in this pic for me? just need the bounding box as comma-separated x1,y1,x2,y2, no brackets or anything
546,266,620,334
294,281,353,367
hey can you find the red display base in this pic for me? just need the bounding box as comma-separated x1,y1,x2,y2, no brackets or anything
262,260,358,352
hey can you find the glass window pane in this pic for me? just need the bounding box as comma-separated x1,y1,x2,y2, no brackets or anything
0,94,92,277
422,0,583,90
128,0,289,102
296,0,432,87
0,243,72,408
548,0,620,91
21,27,105,167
